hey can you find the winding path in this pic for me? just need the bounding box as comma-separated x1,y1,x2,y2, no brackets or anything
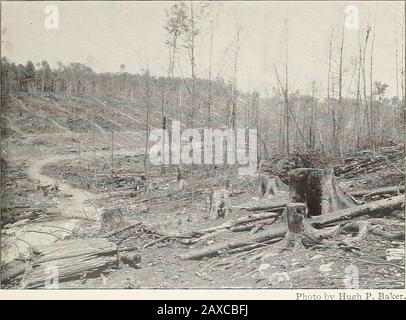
26,154,98,218
3,153,100,264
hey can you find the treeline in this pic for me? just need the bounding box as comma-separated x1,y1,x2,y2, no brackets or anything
0,57,234,101
0,57,403,154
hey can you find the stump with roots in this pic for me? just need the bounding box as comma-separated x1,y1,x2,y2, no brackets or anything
208,179,232,220
279,203,322,250
258,175,288,198
280,168,359,250
289,168,359,216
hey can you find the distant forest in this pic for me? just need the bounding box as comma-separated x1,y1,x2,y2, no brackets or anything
1,56,404,156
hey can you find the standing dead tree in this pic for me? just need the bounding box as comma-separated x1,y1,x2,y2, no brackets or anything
369,12,377,152
336,23,345,155
228,16,242,130
327,28,337,153
284,19,290,154
360,25,373,151
142,65,152,186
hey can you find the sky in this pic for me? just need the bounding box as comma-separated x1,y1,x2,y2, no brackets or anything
1,1,404,98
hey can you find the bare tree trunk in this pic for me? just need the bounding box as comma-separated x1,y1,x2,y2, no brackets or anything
41,69,45,93
355,35,362,150
338,26,344,104
310,81,316,150
161,77,166,174
337,24,345,154
361,26,371,150
396,35,400,102
369,19,376,152
111,130,114,168
328,29,336,153
284,19,290,155
230,21,241,130
189,0,196,205
208,18,214,129
144,66,151,174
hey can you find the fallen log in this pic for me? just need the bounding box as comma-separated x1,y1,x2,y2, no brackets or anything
312,195,405,227
236,200,288,212
22,238,118,288
349,186,405,197
1,260,27,285
341,222,404,241
196,212,280,234
181,195,404,260
179,212,280,245
179,227,287,260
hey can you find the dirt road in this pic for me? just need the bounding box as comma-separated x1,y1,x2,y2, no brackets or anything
3,153,101,265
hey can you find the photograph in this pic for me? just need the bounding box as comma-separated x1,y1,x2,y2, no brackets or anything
0,0,405,292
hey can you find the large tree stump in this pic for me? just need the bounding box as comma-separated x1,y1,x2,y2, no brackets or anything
289,168,358,216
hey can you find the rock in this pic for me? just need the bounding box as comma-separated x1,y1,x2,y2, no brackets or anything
119,252,141,268
311,254,324,260
319,262,334,273
258,264,270,272
291,262,303,268
289,268,307,276
268,272,290,284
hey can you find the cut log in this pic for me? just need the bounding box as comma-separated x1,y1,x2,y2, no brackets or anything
180,212,280,245
237,199,289,212
197,212,280,234
341,222,404,241
179,227,287,260
1,260,27,285
349,186,405,198
21,238,118,288
312,195,405,227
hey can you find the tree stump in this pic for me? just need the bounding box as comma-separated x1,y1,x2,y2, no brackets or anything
289,168,358,216
209,179,232,220
258,175,288,198
286,202,306,233
280,203,322,250
209,188,231,219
